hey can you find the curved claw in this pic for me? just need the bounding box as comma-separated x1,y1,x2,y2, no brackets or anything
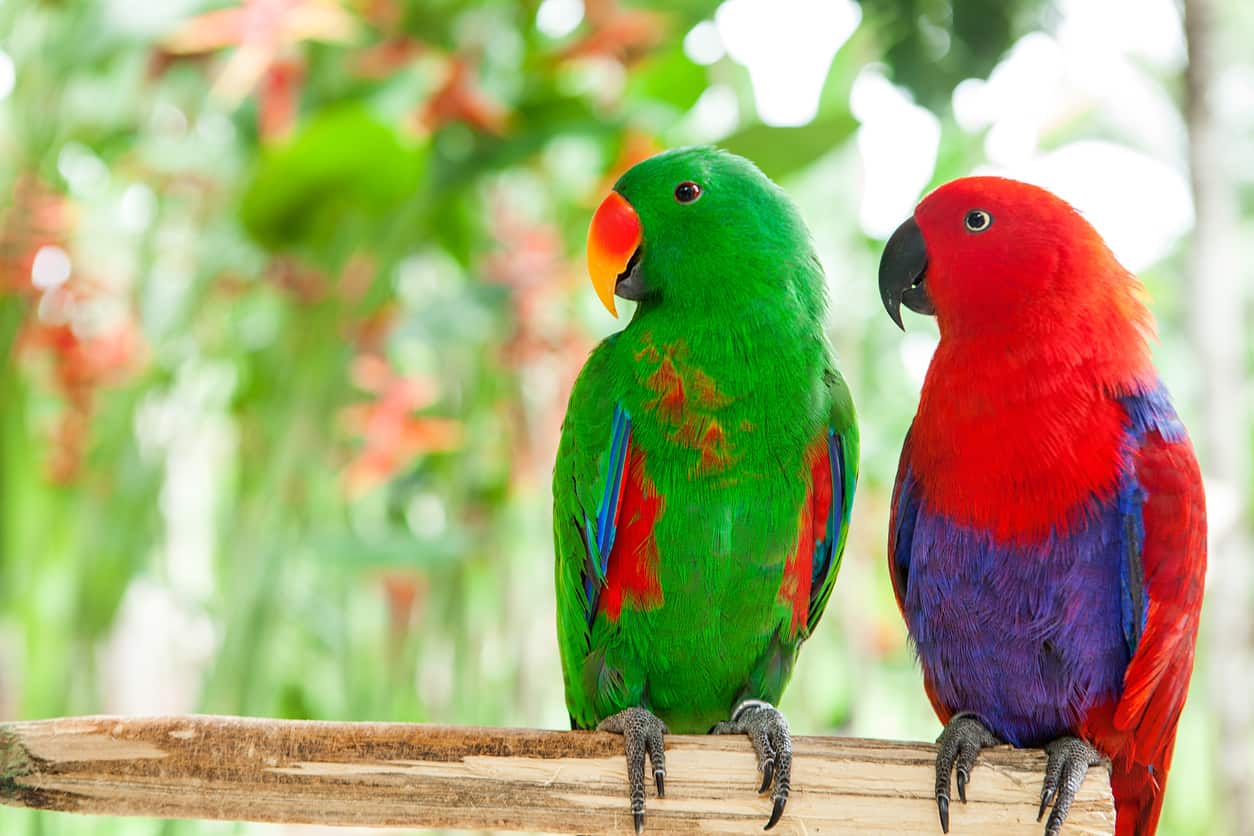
597,707,669,835
715,700,792,830
765,795,786,831
1037,785,1057,822
934,713,999,834
1038,737,1104,836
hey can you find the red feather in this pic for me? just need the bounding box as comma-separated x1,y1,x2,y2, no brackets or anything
778,436,834,635
1081,429,1206,836
600,449,664,621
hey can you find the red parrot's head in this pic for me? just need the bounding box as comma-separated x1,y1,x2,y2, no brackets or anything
878,176,1142,339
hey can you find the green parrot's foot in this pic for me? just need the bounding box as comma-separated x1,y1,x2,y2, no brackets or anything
597,707,668,835
712,699,792,831
934,712,1000,833
1037,736,1104,836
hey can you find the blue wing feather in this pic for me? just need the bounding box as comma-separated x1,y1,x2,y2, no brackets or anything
889,442,921,611
1116,382,1186,656
582,404,632,622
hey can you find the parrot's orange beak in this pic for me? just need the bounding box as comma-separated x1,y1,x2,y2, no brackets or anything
587,191,642,318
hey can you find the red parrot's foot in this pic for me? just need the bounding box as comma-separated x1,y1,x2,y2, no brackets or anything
713,699,792,831
597,707,668,835
1038,736,1104,836
934,712,1000,833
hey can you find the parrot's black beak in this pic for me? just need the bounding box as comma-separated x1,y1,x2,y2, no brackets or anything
878,216,934,331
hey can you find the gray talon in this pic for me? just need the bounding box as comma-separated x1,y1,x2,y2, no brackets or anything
1038,737,1103,836
598,707,669,834
715,700,792,830
934,713,999,833
766,795,786,831
758,759,774,794
1038,785,1055,823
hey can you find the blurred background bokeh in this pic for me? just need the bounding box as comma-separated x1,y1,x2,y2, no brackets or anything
0,0,1249,833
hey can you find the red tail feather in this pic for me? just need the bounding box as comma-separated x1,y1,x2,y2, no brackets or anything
1110,736,1174,836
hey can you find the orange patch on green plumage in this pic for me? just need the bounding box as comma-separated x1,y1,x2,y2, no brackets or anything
634,345,660,364
633,331,659,363
690,367,733,410
645,357,686,423
696,419,738,474
639,340,741,475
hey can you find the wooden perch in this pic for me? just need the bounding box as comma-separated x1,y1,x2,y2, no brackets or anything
0,715,1114,834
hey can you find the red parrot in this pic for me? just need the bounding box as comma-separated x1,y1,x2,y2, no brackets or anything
877,176,1206,835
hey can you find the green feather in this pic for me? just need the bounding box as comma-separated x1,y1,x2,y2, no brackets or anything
554,147,859,732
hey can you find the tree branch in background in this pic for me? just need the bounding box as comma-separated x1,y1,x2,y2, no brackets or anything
1183,0,1254,832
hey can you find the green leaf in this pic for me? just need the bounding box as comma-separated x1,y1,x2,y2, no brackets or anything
721,109,857,182
856,0,1047,110
240,107,425,251
627,46,708,112
717,31,868,182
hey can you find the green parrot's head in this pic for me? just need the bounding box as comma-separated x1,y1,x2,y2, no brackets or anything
586,146,823,322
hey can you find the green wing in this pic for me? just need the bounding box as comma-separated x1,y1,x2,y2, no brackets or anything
804,366,859,634
728,364,858,706
552,342,620,729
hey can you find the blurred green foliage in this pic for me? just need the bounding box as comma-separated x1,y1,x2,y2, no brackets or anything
0,0,1228,834
858,0,1041,108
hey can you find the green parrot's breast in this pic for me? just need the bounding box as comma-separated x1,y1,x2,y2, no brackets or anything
577,325,830,731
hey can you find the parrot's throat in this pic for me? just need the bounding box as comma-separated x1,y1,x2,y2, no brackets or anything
911,316,1155,540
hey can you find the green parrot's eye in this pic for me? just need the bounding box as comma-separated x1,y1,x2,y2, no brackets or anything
674,181,702,204
964,209,992,232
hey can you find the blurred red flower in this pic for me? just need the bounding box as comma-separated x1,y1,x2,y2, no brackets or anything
340,354,461,498
17,293,146,483
379,570,428,640
413,54,510,136
162,0,358,139
558,0,667,67
2,175,146,483
350,35,425,78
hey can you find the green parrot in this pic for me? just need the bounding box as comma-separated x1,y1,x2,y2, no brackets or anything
553,147,858,832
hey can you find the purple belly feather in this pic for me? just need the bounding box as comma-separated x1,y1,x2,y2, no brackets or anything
905,498,1130,747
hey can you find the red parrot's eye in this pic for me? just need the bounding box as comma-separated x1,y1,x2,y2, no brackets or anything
674,181,702,204
964,209,992,232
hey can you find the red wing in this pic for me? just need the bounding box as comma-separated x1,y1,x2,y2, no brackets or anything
1110,429,1206,769
778,422,856,637
571,405,664,626
598,447,663,621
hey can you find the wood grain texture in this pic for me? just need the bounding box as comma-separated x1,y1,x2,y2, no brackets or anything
0,715,1114,834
